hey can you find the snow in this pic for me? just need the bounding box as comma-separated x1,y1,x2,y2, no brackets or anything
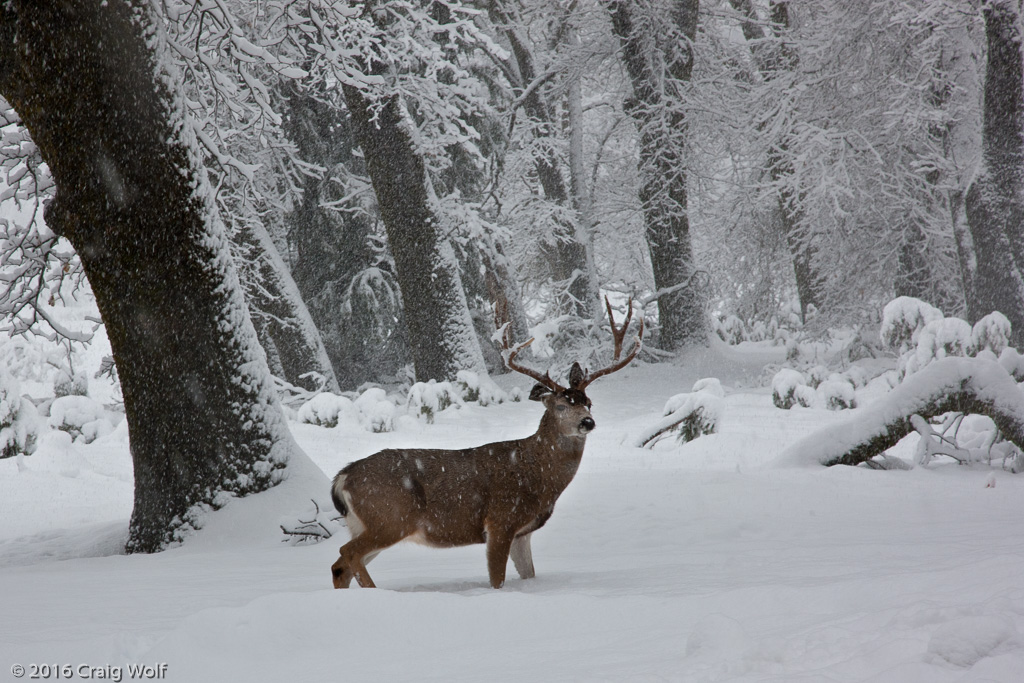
3,348,1024,682
926,615,1021,668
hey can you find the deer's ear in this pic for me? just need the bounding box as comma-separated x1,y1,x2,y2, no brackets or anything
529,383,553,401
568,362,586,388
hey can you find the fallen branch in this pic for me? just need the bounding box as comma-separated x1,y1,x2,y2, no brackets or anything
279,499,339,544
774,358,1024,468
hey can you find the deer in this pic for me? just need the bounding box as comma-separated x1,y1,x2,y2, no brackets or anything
329,299,643,589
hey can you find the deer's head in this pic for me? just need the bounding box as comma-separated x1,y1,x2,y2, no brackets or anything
528,362,596,438
503,298,644,440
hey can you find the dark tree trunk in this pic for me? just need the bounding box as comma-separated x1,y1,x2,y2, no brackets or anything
235,220,340,393
281,90,410,389
730,0,825,321
342,84,485,381
965,0,1024,346
950,190,978,320
608,0,707,349
894,220,934,302
0,1,296,551
489,1,598,320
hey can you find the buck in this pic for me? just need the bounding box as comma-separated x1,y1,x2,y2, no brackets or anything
330,300,643,589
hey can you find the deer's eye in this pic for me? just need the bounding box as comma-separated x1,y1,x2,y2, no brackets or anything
556,404,568,412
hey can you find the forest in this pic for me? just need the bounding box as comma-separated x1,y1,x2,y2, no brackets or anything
3,1,1024,680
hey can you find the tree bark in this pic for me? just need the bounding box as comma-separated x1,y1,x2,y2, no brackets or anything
0,0,298,551
607,0,707,349
965,0,1024,346
342,84,486,381
775,358,1024,468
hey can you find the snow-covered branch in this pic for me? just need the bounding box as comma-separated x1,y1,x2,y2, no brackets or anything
774,357,1024,468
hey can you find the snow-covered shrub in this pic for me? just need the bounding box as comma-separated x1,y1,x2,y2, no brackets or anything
882,297,1006,382
818,379,856,411
674,393,721,443
972,312,1012,356
650,391,722,445
636,380,726,447
454,370,480,402
407,380,462,423
999,347,1024,381
880,296,944,352
354,388,395,433
900,317,972,378
715,314,745,345
784,338,801,362
917,318,972,362
54,368,89,398
806,365,830,389
296,393,356,428
48,395,112,444
844,365,871,388
508,386,524,402
691,377,725,398
772,369,811,409
1,371,38,458
455,370,507,406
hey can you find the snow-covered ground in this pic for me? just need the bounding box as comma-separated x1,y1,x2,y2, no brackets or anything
3,343,1024,682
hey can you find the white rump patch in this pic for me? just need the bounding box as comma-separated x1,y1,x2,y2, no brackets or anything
333,474,366,538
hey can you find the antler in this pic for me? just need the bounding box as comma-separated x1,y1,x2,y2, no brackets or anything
500,325,565,393
579,299,644,389
605,295,633,361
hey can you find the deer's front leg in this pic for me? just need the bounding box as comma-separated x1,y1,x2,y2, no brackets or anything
485,524,514,589
331,551,354,589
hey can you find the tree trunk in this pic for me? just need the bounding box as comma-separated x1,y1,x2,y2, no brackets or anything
775,358,1024,468
280,89,412,390
608,0,707,349
950,190,978,320
235,220,340,393
342,84,485,381
0,0,299,551
893,220,934,302
964,0,1024,347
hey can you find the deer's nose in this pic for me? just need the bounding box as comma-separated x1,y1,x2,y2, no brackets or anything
579,417,595,432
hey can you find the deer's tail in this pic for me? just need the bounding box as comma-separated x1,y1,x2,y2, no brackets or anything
330,472,349,517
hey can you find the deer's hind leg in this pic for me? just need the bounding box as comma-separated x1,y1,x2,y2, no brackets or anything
510,532,535,580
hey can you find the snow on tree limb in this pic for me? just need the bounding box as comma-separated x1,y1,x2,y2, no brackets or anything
774,357,1024,468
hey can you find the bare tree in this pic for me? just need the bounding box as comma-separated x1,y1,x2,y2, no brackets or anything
486,0,600,321
729,0,824,321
